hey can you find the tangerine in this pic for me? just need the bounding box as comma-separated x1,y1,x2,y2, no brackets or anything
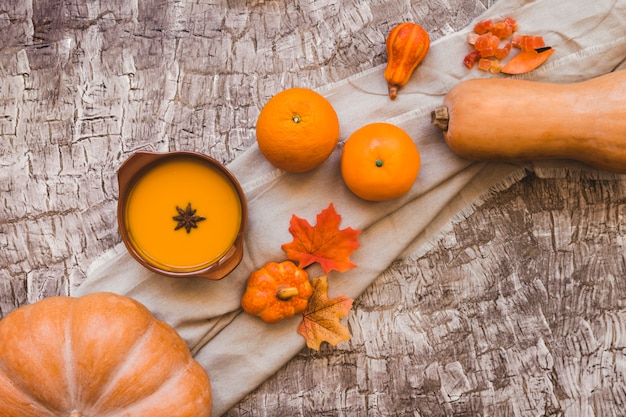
341,122,420,201
256,87,340,173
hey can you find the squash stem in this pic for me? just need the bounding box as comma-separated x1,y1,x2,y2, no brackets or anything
430,106,449,131
276,286,299,301
388,84,399,100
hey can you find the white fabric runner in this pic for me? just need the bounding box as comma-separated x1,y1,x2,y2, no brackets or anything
75,0,626,414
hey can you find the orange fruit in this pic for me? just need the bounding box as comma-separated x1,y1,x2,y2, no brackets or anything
341,122,420,201
256,88,340,173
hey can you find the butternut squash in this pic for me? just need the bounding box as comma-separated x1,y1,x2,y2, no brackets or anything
431,70,626,174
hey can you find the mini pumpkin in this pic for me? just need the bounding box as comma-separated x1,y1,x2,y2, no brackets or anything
0,292,211,417
241,260,314,323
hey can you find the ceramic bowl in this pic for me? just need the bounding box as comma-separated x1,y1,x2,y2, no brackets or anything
117,151,247,280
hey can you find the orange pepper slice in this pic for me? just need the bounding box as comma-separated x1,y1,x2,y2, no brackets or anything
501,47,555,74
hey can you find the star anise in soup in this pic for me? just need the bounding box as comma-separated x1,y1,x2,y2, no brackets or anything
173,203,206,233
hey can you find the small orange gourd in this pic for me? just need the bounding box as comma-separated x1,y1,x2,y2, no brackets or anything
241,260,314,323
384,22,431,100
0,292,212,417
430,70,626,174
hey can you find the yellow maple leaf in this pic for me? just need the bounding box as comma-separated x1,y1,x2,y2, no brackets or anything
297,275,353,350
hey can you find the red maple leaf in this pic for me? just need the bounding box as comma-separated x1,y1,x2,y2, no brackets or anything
297,275,354,350
281,203,361,273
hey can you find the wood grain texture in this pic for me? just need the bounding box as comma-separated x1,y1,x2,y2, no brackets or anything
3,0,626,416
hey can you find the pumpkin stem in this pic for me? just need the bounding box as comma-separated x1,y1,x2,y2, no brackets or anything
430,106,449,131
276,286,299,301
69,412,84,417
387,84,399,100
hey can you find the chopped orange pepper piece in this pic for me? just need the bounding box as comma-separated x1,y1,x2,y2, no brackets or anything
464,17,552,74
501,47,555,74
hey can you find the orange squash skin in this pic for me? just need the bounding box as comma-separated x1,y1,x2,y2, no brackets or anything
0,292,212,417
432,71,626,174
384,22,430,100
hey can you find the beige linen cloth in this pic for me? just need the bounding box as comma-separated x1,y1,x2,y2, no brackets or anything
75,0,626,414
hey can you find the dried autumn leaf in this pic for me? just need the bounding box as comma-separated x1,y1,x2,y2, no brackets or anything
281,203,361,273
297,275,354,350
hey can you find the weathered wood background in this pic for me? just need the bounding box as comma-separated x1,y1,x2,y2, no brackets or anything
3,0,626,416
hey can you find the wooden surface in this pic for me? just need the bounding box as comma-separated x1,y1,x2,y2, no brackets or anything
3,1,626,416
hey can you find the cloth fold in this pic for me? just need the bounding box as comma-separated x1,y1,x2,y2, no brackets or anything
74,0,626,414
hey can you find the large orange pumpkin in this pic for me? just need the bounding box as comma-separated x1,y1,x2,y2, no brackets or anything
0,292,211,417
